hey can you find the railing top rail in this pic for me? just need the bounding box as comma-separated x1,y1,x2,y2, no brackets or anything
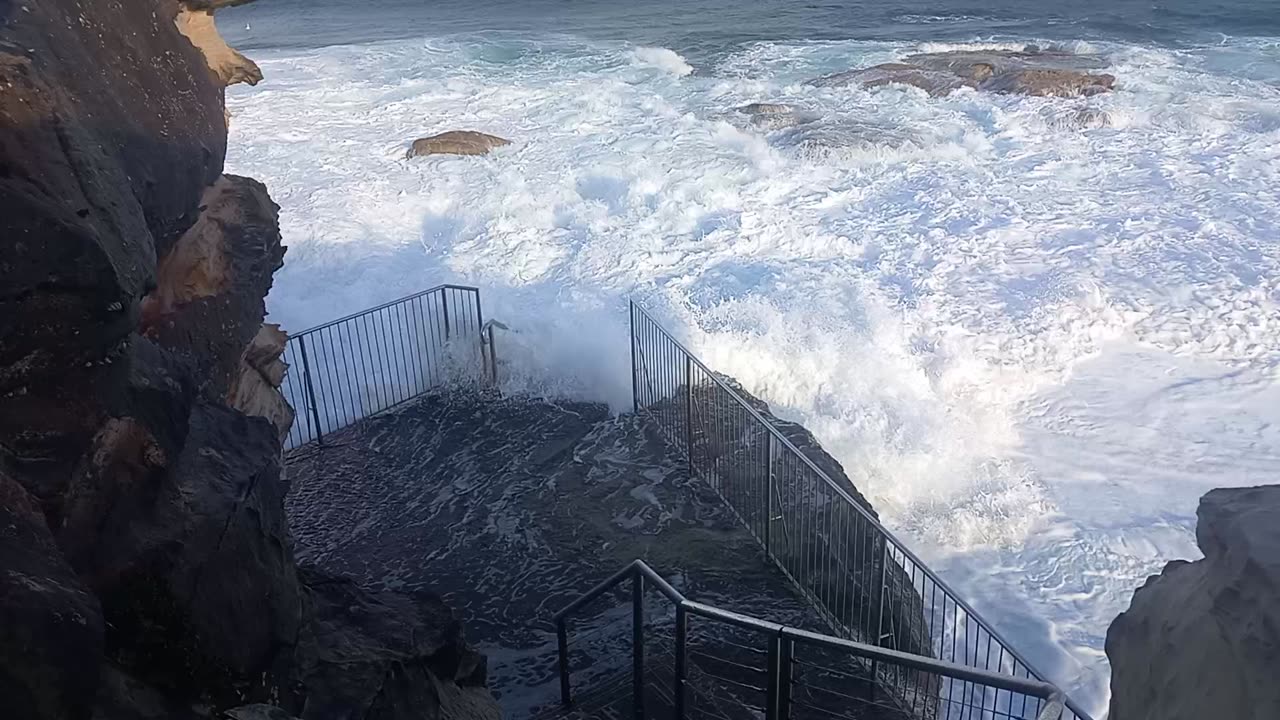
291,284,481,338
552,559,685,624
683,600,785,634
635,559,685,603
783,626,1059,700
630,300,1093,720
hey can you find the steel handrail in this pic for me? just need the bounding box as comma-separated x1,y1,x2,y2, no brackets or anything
553,559,1068,720
630,301,1092,720
290,283,481,337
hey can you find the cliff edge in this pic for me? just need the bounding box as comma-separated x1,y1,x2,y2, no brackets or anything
0,2,497,719
1106,485,1280,720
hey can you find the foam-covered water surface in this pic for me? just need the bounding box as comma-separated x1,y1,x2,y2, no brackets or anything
225,12,1280,715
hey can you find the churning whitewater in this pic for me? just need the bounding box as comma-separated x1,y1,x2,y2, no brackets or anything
223,19,1280,717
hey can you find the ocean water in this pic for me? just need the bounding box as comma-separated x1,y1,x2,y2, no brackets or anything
221,1,1280,715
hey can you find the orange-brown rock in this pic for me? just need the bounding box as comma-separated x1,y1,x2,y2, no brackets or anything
175,2,264,88
229,324,295,439
406,131,513,158
807,47,1116,98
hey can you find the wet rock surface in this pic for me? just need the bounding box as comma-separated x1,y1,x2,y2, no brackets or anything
285,391,836,717
1106,485,1280,720
406,131,513,158
808,48,1115,98
287,565,499,720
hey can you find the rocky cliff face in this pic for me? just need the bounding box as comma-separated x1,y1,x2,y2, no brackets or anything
1106,485,1280,720
0,2,496,719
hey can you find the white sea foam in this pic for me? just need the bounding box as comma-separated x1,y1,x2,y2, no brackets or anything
226,33,1280,716
631,46,694,76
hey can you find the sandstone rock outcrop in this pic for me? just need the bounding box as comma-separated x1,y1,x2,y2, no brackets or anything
406,131,513,158
175,0,265,88
1106,485,1280,720
807,47,1115,98
230,324,296,439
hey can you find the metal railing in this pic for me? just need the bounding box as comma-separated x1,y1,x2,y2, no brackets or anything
628,301,1091,720
553,559,1066,720
279,284,496,449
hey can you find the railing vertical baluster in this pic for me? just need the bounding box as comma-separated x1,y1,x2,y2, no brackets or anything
557,619,571,707
296,335,325,446
674,604,687,720
630,302,639,412
684,355,694,472
632,570,645,720
442,288,452,340
778,635,793,720
765,433,774,556
766,632,781,720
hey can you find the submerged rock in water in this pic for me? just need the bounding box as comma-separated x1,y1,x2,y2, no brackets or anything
807,62,968,96
808,47,1115,98
1106,485,1280,720
773,119,921,155
737,102,797,115
1045,107,1114,130
733,102,821,131
982,68,1114,97
406,131,512,158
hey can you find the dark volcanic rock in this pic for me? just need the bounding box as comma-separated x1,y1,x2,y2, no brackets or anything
226,706,300,720
0,0,225,498
60,402,300,705
91,665,204,720
0,471,105,720
1106,485,1280,720
287,566,498,720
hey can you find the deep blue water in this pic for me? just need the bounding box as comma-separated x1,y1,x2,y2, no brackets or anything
225,0,1279,58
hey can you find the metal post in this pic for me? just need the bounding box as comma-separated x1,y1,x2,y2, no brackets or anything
441,289,451,340
684,355,694,472
876,539,890,647
673,604,687,719
871,538,891,699
778,636,793,720
629,302,639,413
557,620,571,707
632,571,645,720
488,325,499,385
296,335,325,446
765,633,781,720
764,434,774,555
473,290,489,381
